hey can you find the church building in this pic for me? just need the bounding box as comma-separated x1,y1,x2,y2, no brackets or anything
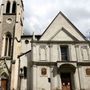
0,0,90,90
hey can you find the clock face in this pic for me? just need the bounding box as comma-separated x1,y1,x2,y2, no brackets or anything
6,18,12,24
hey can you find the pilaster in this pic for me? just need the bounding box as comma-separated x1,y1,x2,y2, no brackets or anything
57,74,62,90
74,68,80,90
32,65,37,90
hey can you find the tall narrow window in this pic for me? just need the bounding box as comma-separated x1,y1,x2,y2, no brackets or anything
4,33,12,56
23,67,27,78
60,45,69,61
12,1,16,13
6,1,11,13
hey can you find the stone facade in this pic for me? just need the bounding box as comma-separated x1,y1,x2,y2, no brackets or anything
0,0,90,90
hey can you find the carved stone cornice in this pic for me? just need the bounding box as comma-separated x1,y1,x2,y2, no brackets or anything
31,41,90,44
30,61,90,66
77,61,90,66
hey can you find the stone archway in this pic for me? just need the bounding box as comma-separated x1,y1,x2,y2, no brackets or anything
59,64,76,73
58,64,76,90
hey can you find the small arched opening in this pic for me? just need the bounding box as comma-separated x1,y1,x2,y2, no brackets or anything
6,1,11,13
12,1,16,13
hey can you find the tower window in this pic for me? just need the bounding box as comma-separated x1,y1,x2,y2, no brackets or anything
4,33,12,56
6,1,11,13
60,45,69,61
12,1,16,13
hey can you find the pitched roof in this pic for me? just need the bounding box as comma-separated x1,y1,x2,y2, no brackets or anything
40,11,87,41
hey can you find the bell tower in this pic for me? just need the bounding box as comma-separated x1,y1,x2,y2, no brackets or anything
0,0,24,57
0,0,24,89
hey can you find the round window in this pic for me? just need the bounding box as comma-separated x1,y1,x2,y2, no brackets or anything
25,40,29,44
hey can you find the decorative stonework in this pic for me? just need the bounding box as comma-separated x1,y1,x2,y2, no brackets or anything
6,18,13,24
81,45,88,60
32,43,36,47
40,67,48,77
75,45,79,48
86,68,90,75
39,45,47,61
41,68,47,76
0,61,5,69
0,61,9,77
48,44,53,48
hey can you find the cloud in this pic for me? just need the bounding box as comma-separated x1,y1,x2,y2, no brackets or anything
64,7,90,34
1,0,90,35
0,0,2,4
23,0,90,35
23,0,60,34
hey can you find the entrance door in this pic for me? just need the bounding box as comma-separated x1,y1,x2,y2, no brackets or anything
1,79,7,90
61,73,72,90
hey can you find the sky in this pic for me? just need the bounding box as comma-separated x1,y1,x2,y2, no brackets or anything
23,0,90,37
0,0,90,37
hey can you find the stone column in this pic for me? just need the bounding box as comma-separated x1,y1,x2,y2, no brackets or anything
57,74,62,90
32,65,37,90
1,35,6,56
75,45,82,62
58,46,61,61
50,66,54,90
0,78,1,89
32,43,37,61
78,67,85,89
57,64,62,90
52,67,58,89
74,68,80,90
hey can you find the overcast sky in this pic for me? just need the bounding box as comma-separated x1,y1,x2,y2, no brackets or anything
0,0,90,36
23,0,90,36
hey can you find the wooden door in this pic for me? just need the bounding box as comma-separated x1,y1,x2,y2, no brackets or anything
1,79,7,90
61,73,72,90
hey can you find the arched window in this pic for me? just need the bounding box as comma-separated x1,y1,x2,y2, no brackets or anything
12,1,16,13
6,1,11,13
4,33,12,56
